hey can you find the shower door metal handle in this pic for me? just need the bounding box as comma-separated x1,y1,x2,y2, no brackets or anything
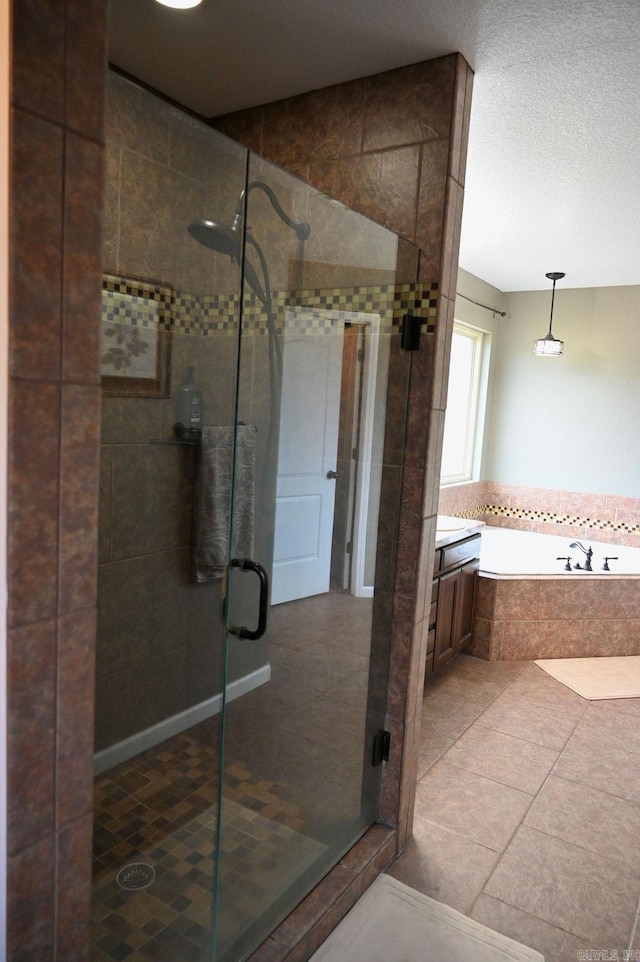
226,558,269,641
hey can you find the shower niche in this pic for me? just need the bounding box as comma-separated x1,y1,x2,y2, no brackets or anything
93,71,421,962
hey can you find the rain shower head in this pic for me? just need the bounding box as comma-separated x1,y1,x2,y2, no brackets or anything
188,181,309,314
188,218,240,259
188,217,266,305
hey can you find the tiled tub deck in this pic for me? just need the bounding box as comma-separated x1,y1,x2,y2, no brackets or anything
470,527,640,661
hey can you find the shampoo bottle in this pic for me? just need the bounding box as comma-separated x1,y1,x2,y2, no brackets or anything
176,366,203,439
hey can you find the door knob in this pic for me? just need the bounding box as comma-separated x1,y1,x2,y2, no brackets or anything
326,470,338,479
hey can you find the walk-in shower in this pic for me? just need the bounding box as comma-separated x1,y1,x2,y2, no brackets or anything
93,71,417,962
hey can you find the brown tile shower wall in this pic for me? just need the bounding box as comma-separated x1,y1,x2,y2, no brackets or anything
215,53,475,849
8,1,108,958
439,481,640,548
98,72,245,750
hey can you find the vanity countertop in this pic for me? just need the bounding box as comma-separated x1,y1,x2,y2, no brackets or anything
435,515,485,549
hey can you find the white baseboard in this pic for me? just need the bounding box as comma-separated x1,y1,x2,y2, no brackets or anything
352,585,374,598
93,663,271,776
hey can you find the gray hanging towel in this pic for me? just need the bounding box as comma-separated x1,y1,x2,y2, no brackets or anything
194,425,256,582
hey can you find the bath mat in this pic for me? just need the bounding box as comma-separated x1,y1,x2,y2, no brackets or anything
308,875,544,961
534,655,640,700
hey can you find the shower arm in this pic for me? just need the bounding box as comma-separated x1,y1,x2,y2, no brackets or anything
245,232,282,373
234,180,310,243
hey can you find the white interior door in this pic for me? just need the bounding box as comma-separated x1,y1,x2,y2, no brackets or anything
271,313,344,605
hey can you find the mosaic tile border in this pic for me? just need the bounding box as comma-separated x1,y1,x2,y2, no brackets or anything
455,503,640,536
102,274,173,332
105,278,439,338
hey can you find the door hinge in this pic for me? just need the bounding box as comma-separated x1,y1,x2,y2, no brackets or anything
352,446,359,460
357,348,365,362
372,729,391,767
346,541,352,555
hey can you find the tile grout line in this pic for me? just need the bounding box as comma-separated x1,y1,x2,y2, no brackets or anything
422,659,593,929
627,893,640,953
418,661,528,777
466,667,592,911
418,656,640,951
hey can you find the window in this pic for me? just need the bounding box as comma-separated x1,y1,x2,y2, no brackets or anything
440,322,488,485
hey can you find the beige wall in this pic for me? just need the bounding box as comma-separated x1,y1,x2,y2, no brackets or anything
441,274,640,546
489,284,640,498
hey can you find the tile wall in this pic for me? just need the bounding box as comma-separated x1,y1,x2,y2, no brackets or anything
441,482,640,664
471,576,640,662
440,480,640,548
8,1,108,958
98,71,247,752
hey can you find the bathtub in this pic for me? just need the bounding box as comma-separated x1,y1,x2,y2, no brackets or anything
479,525,640,579
471,526,640,661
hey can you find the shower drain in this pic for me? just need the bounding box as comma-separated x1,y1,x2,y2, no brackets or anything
115,862,156,891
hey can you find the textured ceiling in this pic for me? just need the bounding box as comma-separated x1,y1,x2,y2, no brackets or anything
108,0,640,292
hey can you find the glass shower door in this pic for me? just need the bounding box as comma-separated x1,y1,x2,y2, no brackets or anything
215,154,404,961
96,71,412,962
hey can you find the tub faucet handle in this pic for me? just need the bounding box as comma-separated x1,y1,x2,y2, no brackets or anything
602,556,618,571
556,556,572,571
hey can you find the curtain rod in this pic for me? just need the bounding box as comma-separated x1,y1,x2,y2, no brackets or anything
456,291,506,317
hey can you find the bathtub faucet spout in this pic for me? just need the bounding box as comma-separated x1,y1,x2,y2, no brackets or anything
569,541,593,571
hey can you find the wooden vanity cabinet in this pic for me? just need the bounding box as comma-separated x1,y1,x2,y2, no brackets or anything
428,533,480,677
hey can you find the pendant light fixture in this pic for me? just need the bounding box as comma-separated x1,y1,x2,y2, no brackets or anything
533,271,565,356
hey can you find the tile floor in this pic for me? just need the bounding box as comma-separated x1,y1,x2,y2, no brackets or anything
388,653,640,962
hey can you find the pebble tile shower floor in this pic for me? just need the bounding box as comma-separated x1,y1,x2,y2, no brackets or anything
91,592,373,962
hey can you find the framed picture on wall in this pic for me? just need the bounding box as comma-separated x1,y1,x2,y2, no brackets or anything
101,273,172,397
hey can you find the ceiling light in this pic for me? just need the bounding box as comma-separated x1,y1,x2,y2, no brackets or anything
154,0,203,8
533,271,565,356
